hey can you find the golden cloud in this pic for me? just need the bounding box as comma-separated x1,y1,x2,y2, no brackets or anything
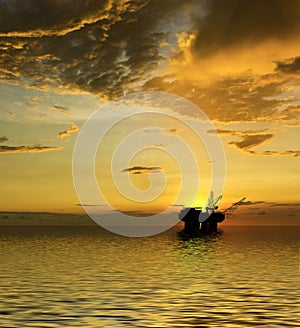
57,125,79,138
0,145,62,154
248,150,300,157
121,166,162,175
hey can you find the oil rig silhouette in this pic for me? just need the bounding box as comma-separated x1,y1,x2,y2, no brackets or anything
179,192,245,236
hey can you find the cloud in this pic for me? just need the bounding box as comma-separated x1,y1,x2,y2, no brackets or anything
227,133,300,157
271,203,300,207
0,136,8,143
144,128,180,134
207,129,238,136
118,210,157,217
57,124,79,138
207,128,300,157
143,1,300,124
275,56,300,74
192,0,300,58
0,145,62,154
0,0,300,129
257,210,267,215
239,200,266,206
207,129,268,136
145,71,299,123
121,166,162,174
171,204,186,207
26,101,39,111
229,134,274,150
52,105,71,114
248,150,300,157
0,0,202,99
0,0,114,38
278,105,300,121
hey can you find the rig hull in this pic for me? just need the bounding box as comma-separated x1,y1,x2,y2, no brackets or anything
180,208,225,236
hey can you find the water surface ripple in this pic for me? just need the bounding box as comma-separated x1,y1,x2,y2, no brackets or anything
0,225,299,327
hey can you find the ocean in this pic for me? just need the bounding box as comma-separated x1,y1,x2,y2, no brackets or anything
0,225,299,327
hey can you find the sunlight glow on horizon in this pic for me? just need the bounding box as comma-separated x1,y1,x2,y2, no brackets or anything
0,1,299,225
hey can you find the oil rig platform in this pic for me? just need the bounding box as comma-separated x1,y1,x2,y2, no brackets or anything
179,193,245,236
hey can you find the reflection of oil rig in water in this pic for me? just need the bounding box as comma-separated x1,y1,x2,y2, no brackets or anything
179,192,245,236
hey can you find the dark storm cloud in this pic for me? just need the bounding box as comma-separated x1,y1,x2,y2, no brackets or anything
1,0,300,127
0,145,61,154
143,0,300,124
0,136,8,142
193,0,300,57
0,0,203,99
121,166,162,174
0,0,113,37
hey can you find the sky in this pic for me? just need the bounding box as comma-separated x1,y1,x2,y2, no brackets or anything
0,0,300,225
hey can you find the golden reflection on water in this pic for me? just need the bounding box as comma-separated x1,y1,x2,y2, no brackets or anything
0,226,299,327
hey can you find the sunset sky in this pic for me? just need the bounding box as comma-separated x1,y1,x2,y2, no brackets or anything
0,0,300,225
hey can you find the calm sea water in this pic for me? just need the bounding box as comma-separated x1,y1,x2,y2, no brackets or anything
0,225,299,327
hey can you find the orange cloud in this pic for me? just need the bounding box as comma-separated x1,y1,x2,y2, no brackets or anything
0,145,62,154
57,125,79,138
